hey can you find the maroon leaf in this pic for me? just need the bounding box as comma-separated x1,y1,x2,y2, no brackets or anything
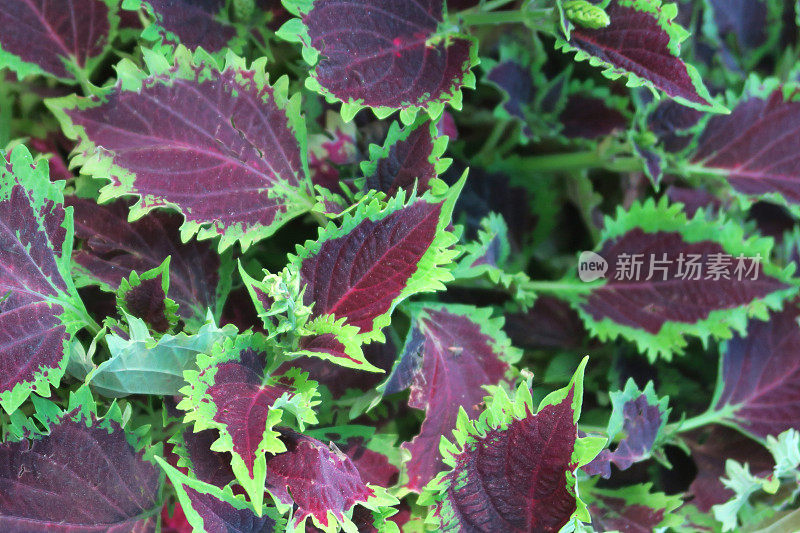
362,119,446,197
0,409,161,531
178,428,235,488
298,197,452,337
181,488,277,533
691,89,800,205
0,0,114,80
119,270,173,333
283,0,477,118
340,437,399,488
430,389,580,532
687,425,773,512
266,429,375,529
487,61,534,124
559,0,718,111
205,350,295,478
0,149,87,414
582,228,788,335
559,95,628,139
51,50,310,250
715,302,800,438
135,0,237,53
280,335,396,399
394,306,517,492
647,100,704,153
68,198,225,324
504,296,587,350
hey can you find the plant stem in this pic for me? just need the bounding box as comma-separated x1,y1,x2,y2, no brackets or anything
519,150,643,174
523,280,597,295
455,8,553,28
665,408,729,434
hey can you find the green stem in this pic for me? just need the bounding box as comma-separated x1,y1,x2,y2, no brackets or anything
474,121,507,162
455,8,553,28
523,279,598,295
519,150,643,174
665,408,729,434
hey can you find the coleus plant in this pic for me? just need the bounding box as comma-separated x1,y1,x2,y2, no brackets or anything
4,0,800,531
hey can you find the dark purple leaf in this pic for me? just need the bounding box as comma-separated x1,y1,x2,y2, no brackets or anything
204,350,295,477
691,89,800,205
647,99,704,153
340,437,399,488
707,0,767,51
299,199,445,335
52,51,308,250
363,119,443,197
560,0,717,110
184,488,275,532
582,228,787,335
119,270,173,333
398,306,517,492
559,96,628,139
665,186,723,217
486,60,534,126
0,149,85,414
68,198,224,324
280,335,396,399
284,0,477,115
178,428,235,488
587,485,680,532
430,388,580,532
687,425,773,511
0,408,161,531
504,296,587,351
0,0,113,79
266,429,375,529
134,0,237,53
715,302,800,438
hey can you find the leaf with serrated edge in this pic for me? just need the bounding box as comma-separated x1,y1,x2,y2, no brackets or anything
0,146,90,414
48,46,313,251
359,117,451,198
0,0,119,82
264,428,399,532
419,358,604,532
583,480,683,531
290,177,464,345
278,0,479,124
571,197,796,360
121,0,244,56
115,257,179,333
386,303,521,492
155,455,285,532
178,334,319,514
68,197,231,329
688,79,800,214
555,0,725,113
0,389,163,531
713,301,800,439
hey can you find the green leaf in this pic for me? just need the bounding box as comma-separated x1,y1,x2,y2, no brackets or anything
86,312,237,398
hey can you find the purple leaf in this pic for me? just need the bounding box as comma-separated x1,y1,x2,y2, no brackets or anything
0,148,87,414
486,60,534,124
0,0,115,80
296,191,459,340
687,425,773,511
584,380,669,477
281,0,478,120
394,305,519,492
583,228,786,334
504,296,587,351
116,260,178,333
340,437,400,488
130,0,239,53
707,0,768,52
715,302,800,438
361,119,449,197
690,88,800,206
0,403,161,531
278,335,396,399
68,198,226,325
423,364,592,533
647,99,704,153
586,484,682,531
49,49,311,250
557,0,721,111
180,488,277,533
176,428,235,488
265,429,376,530
559,95,628,139
179,335,318,513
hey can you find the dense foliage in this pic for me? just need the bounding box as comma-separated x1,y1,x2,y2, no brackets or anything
2,0,800,531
